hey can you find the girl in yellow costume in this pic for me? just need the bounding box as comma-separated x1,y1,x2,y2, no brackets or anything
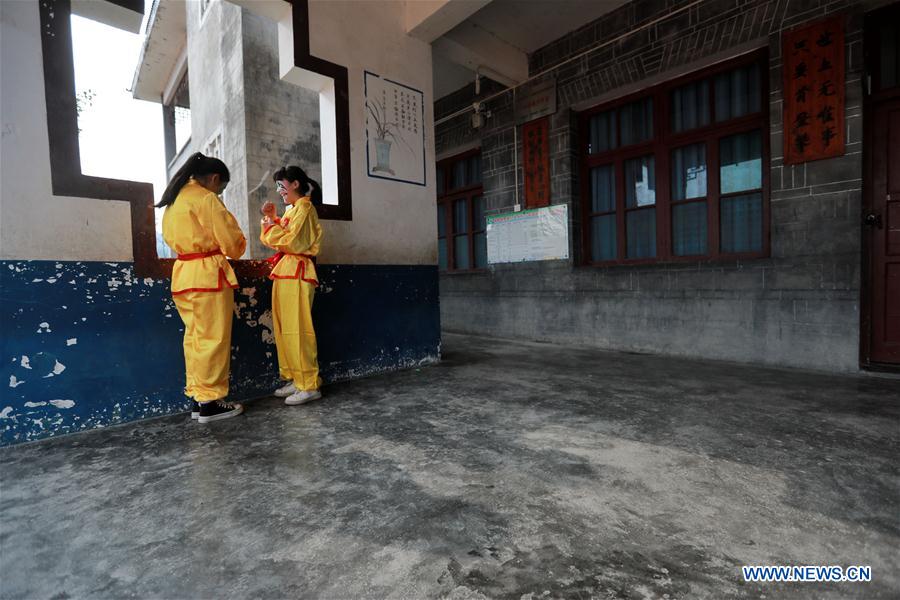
260,166,324,406
159,153,247,423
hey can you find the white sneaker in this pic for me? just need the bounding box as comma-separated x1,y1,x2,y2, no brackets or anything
274,381,297,397
285,389,322,406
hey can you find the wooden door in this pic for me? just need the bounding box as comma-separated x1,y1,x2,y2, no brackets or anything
863,4,900,366
867,99,900,364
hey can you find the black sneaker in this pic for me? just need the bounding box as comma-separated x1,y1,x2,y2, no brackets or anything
197,400,244,423
191,401,200,420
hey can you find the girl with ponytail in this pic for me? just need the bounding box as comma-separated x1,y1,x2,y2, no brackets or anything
259,165,325,406
160,152,248,423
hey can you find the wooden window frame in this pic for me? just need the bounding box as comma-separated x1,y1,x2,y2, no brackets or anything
437,149,485,273
579,49,770,267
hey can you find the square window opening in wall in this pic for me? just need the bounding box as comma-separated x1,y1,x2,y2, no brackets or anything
277,70,350,221
270,77,334,205
579,49,769,266
69,10,169,258
39,0,170,276
71,12,167,191
243,0,352,222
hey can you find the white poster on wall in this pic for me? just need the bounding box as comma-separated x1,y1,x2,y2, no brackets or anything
364,71,426,186
487,204,569,264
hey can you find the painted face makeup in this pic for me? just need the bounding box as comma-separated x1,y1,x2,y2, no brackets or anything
276,180,293,204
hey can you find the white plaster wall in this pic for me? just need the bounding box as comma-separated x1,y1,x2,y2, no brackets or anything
0,0,133,262
248,0,438,266
308,0,437,266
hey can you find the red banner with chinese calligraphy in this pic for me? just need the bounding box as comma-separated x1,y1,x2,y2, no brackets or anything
783,15,845,165
523,117,550,208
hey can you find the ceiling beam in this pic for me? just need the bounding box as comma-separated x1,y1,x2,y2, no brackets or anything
71,0,144,33
405,0,492,43
432,21,528,87
228,0,291,22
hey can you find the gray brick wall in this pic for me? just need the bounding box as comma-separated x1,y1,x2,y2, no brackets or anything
435,0,867,372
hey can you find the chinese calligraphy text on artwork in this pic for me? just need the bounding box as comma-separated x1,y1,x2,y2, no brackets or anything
783,15,845,165
364,71,426,185
523,117,550,208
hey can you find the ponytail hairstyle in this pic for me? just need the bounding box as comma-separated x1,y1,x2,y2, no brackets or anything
273,165,322,207
156,152,231,207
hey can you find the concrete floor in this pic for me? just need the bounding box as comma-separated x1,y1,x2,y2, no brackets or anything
1,333,898,599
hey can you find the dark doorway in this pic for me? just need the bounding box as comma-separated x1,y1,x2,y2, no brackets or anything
862,2,900,367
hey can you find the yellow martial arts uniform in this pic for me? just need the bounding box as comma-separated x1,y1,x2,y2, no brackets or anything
162,180,247,402
260,197,323,391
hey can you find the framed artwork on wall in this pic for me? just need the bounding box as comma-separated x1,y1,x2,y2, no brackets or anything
364,71,426,186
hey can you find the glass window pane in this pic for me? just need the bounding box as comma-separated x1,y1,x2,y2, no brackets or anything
453,199,468,233
474,232,487,268
671,143,707,201
624,155,656,208
671,79,710,132
590,165,616,213
170,70,191,153
878,22,899,90
620,97,654,146
472,196,485,231
715,62,762,121
591,215,617,261
436,167,445,197
438,239,448,271
468,155,482,185
720,130,762,194
437,204,446,237
626,209,656,258
673,202,708,256
174,107,192,154
454,234,470,269
452,160,467,189
721,193,763,253
588,110,617,153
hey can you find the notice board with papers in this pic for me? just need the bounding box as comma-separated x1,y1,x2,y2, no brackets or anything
486,204,569,264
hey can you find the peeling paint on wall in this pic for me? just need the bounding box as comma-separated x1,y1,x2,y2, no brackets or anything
0,260,440,445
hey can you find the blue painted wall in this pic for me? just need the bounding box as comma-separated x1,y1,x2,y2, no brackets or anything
0,261,440,445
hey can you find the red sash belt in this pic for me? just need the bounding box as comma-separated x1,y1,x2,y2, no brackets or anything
266,252,316,267
177,249,223,261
